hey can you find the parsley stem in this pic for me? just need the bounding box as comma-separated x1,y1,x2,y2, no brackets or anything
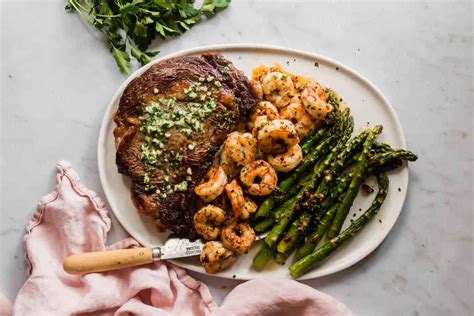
94,13,121,18
70,0,90,14
67,0,93,25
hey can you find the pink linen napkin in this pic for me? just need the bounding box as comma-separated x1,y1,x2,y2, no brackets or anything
5,161,353,315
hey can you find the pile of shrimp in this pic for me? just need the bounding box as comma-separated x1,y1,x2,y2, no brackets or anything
194,65,334,273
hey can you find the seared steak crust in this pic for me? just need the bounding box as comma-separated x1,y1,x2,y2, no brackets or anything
113,53,255,238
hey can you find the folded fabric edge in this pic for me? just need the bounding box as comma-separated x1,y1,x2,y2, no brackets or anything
23,160,112,275
167,263,218,313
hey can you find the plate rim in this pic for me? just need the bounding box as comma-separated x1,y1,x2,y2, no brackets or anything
97,44,408,280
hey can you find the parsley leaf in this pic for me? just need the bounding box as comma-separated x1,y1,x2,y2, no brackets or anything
112,46,131,74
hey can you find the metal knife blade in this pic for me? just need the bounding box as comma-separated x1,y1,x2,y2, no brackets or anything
159,236,205,260
154,233,267,260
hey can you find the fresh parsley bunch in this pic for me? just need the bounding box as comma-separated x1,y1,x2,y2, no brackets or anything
66,0,230,74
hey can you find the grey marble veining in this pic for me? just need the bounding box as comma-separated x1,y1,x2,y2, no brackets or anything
1,0,472,315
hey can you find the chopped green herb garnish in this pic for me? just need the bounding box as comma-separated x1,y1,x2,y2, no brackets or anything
139,80,218,195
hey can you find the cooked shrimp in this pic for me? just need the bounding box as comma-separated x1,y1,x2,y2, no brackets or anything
267,143,303,172
194,165,228,202
261,71,295,108
193,205,226,240
225,180,246,218
200,241,237,273
301,82,333,120
280,102,316,138
224,132,258,166
248,101,280,132
250,115,270,137
241,197,257,220
249,79,263,100
220,147,239,178
220,221,256,253
257,119,300,154
249,101,280,123
240,160,278,196
289,94,302,105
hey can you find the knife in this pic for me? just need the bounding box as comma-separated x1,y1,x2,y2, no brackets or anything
63,233,266,275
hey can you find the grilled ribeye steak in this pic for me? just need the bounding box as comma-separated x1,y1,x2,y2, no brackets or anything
113,53,255,238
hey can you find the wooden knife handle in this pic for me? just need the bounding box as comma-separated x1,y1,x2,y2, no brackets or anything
63,247,154,275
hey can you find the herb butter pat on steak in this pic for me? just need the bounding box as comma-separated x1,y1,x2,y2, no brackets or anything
113,53,256,238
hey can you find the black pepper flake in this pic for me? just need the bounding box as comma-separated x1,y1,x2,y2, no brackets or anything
335,67,339,71
359,208,362,212
378,219,383,223
232,275,236,278
286,61,290,66
350,219,354,223
293,58,296,61
314,62,319,67
398,187,402,192
366,121,370,126
353,213,356,217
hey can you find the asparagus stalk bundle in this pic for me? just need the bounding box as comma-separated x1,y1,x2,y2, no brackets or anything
295,148,417,258
327,125,383,238
295,172,354,259
274,127,361,263
289,173,389,278
264,111,353,248
250,103,417,275
285,126,378,261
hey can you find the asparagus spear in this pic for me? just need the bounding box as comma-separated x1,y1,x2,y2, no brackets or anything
326,130,369,181
295,172,354,259
372,142,393,153
295,203,338,259
327,89,341,110
276,211,312,257
274,252,289,265
254,218,273,233
252,243,276,270
254,198,295,232
370,149,418,167
327,125,383,238
301,126,327,155
289,173,389,278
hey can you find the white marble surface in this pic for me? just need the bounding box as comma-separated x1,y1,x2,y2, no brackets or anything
1,0,472,314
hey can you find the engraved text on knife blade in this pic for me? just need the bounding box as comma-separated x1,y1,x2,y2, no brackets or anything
160,238,204,259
